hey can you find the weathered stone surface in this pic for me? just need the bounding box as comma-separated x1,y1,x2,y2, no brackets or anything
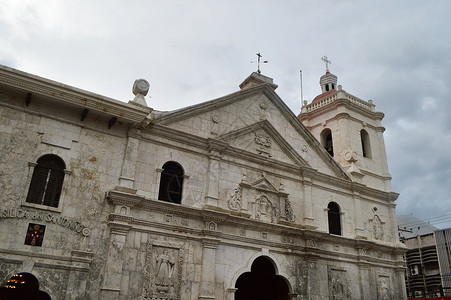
0,66,406,299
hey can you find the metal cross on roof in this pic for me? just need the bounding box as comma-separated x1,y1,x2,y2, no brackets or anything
251,53,268,74
321,55,331,72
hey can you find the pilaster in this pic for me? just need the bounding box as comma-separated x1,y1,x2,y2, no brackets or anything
118,129,141,189
205,140,227,207
100,223,131,299
198,238,219,300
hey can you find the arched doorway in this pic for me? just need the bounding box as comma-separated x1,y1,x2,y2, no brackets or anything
235,256,289,300
0,272,51,299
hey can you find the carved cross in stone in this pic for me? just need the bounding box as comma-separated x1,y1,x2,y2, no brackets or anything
321,55,331,72
251,53,268,74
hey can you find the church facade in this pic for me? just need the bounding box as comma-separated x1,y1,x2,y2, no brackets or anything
0,64,406,299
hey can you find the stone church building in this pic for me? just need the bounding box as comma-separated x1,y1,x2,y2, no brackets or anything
0,64,406,299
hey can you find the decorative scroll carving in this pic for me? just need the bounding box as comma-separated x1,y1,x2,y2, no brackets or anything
228,186,242,211
328,267,351,300
284,199,295,222
141,241,184,300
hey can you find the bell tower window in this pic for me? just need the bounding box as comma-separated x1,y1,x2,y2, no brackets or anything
360,129,371,158
320,128,334,157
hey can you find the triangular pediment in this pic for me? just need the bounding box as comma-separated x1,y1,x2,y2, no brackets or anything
152,83,350,180
250,173,279,193
219,120,309,167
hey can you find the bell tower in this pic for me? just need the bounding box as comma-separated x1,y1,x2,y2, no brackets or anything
298,70,393,192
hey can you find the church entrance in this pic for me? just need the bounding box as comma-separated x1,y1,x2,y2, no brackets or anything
235,256,289,300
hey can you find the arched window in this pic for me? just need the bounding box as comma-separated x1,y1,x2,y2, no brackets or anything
26,154,66,208
360,129,371,158
328,202,341,235
320,128,334,157
158,161,184,204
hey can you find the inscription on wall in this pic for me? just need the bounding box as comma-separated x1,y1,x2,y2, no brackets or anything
0,207,90,236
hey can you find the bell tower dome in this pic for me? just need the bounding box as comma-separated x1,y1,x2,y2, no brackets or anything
320,72,338,93
298,68,393,192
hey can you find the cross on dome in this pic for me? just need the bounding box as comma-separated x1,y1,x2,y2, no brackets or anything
321,55,331,72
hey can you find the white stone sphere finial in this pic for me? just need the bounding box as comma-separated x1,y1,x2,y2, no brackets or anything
133,79,149,96
130,79,150,107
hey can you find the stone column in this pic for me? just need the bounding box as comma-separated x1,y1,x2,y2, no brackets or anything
100,223,131,300
118,129,140,189
198,238,218,300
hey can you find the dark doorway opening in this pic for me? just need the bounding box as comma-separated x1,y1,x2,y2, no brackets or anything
235,256,289,300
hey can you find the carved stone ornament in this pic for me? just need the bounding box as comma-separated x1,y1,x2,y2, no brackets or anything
254,132,272,157
344,151,358,162
228,173,295,223
328,267,351,300
370,215,384,240
141,241,184,300
211,113,220,123
255,195,279,223
284,199,295,222
377,274,392,300
228,186,242,211
131,79,150,107
307,239,317,248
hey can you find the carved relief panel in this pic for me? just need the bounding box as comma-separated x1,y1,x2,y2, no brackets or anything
369,214,385,240
377,274,392,300
141,241,184,300
227,172,295,223
328,266,351,300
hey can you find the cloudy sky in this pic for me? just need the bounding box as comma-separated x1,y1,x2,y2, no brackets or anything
1,1,450,229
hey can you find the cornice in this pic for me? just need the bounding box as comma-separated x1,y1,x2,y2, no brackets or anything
0,64,151,125
105,190,404,256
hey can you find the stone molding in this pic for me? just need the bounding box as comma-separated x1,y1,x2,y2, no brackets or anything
0,65,151,124
0,248,93,272
104,190,406,269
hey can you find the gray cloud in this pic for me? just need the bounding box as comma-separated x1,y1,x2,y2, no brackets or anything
1,0,450,227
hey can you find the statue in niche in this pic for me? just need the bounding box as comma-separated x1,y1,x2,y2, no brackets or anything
372,215,384,240
155,249,175,293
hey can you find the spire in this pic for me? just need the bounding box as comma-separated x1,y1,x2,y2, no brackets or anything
319,56,337,93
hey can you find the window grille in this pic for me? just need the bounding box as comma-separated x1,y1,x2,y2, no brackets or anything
26,155,65,208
